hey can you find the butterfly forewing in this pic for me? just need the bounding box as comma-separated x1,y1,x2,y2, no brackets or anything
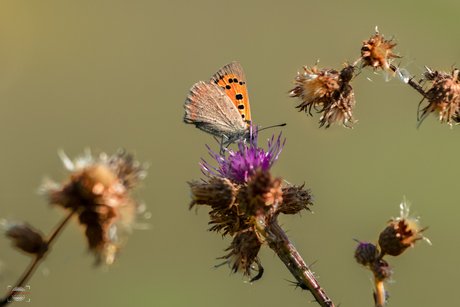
184,81,248,143
210,62,251,123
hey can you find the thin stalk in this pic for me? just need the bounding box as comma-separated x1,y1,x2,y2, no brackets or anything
254,212,335,307
374,278,386,307
0,209,76,306
389,64,426,96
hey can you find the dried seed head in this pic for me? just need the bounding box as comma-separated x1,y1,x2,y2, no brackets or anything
378,200,430,257
361,27,401,70
2,221,47,257
418,68,460,127
372,259,393,282
278,183,313,215
40,149,148,265
290,62,340,116
219,227,263,278
239,170,282,217
354,241,378,269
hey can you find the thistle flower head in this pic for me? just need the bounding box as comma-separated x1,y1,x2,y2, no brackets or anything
378,199,430,257
361,27,401,70
418,67,460,127
40,149,148,265
200,126,285,184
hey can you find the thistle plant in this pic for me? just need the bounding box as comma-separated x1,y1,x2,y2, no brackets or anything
0,149,148,305
188,126,335,307
290,26,460,129
354,199,430,307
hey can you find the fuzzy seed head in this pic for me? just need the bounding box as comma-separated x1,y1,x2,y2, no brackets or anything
41,149,148,265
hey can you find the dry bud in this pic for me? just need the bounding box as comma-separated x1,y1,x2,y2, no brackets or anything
361,27,401,70
354,241,378,269
41,149,148,265
278,183,313,215
188,177,237,210
3,222,47,257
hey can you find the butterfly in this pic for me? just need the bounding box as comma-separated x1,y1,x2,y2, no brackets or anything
183,62,251,145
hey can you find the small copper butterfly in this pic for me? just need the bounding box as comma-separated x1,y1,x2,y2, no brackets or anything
183,62,251,144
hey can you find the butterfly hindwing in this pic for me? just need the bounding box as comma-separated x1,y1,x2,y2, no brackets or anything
210,62,251,123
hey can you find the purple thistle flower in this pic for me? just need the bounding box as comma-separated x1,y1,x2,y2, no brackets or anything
200,125,285,184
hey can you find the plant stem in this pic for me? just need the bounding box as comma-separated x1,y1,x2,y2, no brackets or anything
374,278,386,307
254,213,335,307
0,209,76,306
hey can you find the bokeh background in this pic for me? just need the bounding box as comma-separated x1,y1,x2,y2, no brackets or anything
0,1,458,306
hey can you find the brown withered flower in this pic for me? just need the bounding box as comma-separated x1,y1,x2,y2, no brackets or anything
417,67,460,127
290,61,340,116
378,200,430,257
361,27,401,71
290,62,357,128
2,221,48,258
41,149,148,265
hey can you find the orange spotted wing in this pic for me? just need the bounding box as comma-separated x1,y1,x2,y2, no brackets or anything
184,62,251,144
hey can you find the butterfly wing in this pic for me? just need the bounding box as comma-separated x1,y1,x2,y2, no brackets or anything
210,61,251,123
184,80,248,143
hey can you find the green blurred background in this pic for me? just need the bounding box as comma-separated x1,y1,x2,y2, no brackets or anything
0,1,458,306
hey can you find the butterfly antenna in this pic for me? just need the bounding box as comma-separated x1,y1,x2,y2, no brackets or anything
257,123,287,132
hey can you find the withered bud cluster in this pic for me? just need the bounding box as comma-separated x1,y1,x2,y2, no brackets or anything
418,67,460,127
290,63,357,129
354,201,430,305
4,222,48,258
42,150,148,265
189,170,313,278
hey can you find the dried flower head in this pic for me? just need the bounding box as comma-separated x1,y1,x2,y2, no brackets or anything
417,67,460,127
2,221,47,257
378,199,430,257
291,62,357,128
200,125,285,184
219,228,263,278
361,27,401,70
290,61,340,115
354,241,378,269
41,149,148,265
